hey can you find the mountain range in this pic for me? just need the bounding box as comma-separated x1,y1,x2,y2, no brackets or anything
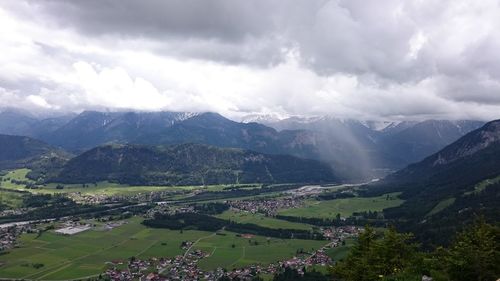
0,109,485,180
1,108,498,245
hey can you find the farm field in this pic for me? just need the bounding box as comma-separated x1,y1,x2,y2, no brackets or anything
0,190,25,209
192,231,327,270
0,217,207,280
216,210,313,230
278,193,404,218
0,217,331,280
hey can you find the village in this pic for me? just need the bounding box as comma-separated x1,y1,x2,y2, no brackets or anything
0,223,36,251
227,197,304,216
104,241,337,281
103,225,362,281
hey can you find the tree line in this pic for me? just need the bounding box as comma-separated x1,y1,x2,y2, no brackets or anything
143,212,324,240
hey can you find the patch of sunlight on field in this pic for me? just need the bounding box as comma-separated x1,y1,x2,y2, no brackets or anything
215,210,313,230
426,197,456,217
464,174,500,196
278,193,404,218
0,169,259,196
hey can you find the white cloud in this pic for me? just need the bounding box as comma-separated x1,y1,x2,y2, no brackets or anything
70,61,171,110
0,1,500,121
26,95,52,109
408,31,427,59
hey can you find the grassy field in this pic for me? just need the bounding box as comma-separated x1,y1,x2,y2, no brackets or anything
0,169,33,189
464,174,500,196
278,193,404,218
0,190,25,209
325,238,356,261
192,231,327,270
216,210,313,230
0,217,329,280
426,197,456,217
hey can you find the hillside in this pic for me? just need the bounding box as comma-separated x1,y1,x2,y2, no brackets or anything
365,120,500,245
51,143,337,186
0,134,70,172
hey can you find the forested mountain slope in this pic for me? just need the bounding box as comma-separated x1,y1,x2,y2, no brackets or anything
51,143,337,186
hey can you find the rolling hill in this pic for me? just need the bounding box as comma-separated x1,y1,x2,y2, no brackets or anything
50,143,337,186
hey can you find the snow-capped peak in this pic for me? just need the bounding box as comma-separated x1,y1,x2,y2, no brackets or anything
360,120,402,131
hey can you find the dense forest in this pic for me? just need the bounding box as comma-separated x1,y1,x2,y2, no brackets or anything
275,214,385,228
143,212,324,240
330,220,500,281
192,202,230,215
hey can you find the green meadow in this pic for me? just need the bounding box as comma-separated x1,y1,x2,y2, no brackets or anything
426,197,456,217
0,217,334,280
0,190,25,209
278,193,404,218
216,210,313,230
0,217,207,280
325,238,356,261
0,168,260,196
192,231,327,270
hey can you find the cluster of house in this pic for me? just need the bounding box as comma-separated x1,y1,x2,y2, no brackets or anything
321,226,363,241
102,233,359,281
105,249,210,281
146,204,195,218
228,197,304,216
201,242,337,280
0,223,37,251
0,207,31,217
68,189,190,205
67,192,113,204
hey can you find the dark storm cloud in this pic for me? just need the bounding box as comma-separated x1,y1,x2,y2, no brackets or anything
1,0,500,120
28,0,284,41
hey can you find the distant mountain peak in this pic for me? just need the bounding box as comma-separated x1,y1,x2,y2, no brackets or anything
240,113,287,124
360,120,403,131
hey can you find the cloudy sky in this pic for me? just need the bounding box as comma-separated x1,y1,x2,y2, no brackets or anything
1,0,500,121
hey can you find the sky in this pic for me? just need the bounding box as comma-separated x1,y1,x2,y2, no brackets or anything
1,0,500,121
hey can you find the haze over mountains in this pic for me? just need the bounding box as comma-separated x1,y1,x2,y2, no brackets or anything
0,109,485,181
